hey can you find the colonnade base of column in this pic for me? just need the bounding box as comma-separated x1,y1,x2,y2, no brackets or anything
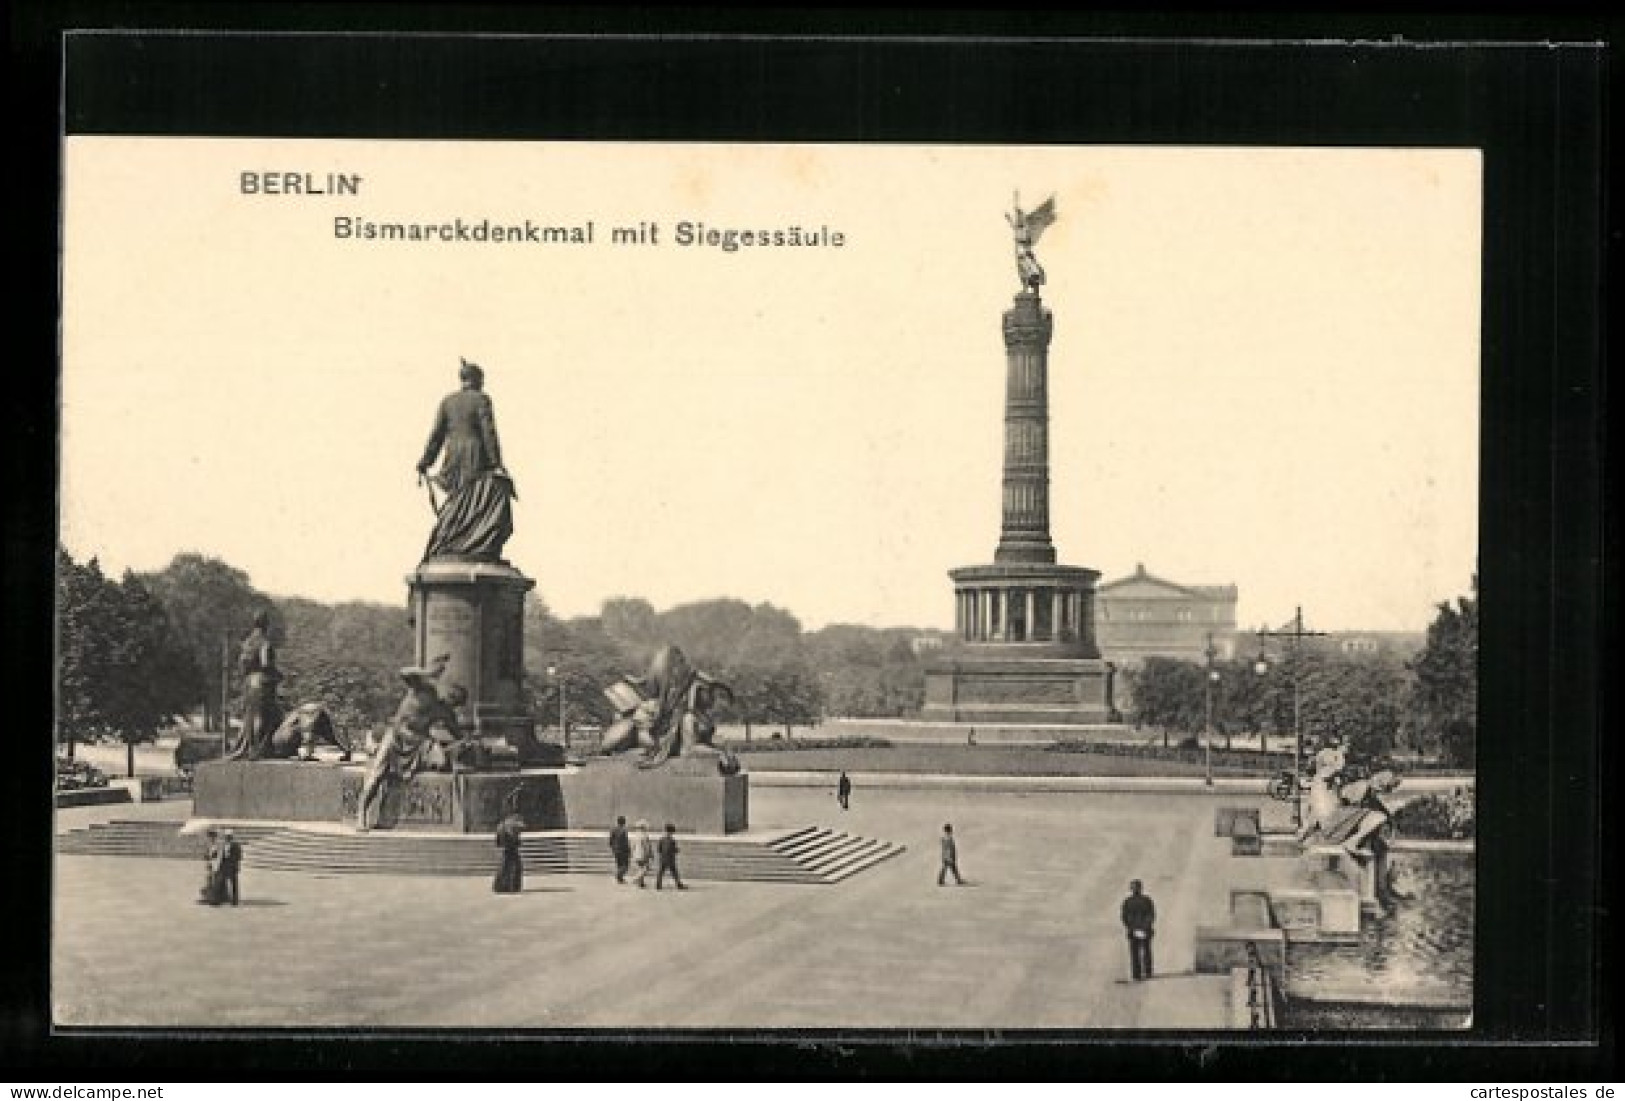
923,559,1119,724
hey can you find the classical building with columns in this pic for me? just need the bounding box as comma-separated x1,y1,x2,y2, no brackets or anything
1094,563,1241,665
922,278,1115,725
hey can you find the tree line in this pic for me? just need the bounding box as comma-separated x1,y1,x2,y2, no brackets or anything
1122,586,1477,768
57,545,1475,768
55,548,940,757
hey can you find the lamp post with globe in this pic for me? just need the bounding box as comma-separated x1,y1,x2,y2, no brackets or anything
1204,633,1220,787
1253,606,1325,828
546,658,568,753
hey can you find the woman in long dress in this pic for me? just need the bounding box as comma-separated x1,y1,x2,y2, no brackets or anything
199,829,225,905
493,811,524,894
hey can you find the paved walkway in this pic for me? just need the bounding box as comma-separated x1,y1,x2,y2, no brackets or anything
54,786,1260,1029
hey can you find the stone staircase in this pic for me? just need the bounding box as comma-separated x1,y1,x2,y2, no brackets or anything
55,821,904,885
54,820,280,859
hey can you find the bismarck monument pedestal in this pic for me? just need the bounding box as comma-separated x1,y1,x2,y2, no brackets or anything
923,200,1114,724
406,557,555,767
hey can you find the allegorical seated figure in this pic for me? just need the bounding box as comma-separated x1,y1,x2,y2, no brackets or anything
356,657,483,830
1296,741,1399,862
264,702,357,762
598,644,740,775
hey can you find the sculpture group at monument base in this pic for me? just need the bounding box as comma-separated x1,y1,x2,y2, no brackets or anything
192,756,749,835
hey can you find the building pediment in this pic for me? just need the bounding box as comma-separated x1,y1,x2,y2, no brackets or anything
1098,577,1201,601
1098,564,1235,604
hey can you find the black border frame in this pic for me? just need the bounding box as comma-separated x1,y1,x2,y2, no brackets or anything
6,4,1614,1081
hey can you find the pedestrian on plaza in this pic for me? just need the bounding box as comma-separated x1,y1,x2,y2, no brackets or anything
656,822,687,890
1121,879,1157,980
632,819,654,888
219,829,244,906
836,770,852,811
493,807,525,894
937,823,963,886
198,828,224,905
608,815,632,884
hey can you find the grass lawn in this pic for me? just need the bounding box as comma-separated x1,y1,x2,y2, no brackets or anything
724,742,1279,777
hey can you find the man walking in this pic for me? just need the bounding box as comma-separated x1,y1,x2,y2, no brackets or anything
937,823,963,886
837,770,852,811
608,815,632,884
1121,879,1157,980
632,820,654,888
656,823,687,891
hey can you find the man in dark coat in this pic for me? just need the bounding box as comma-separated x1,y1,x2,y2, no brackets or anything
608,816,632,884
1121,879,1157,980
655,823,687,890
937,823,963,885
837,770,852,810
219,829,244,906
417,359,516,562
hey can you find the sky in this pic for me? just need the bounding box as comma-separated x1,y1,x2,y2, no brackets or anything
60,140,1480,633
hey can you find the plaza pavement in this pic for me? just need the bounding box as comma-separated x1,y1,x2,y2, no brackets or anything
53,785,1267,1030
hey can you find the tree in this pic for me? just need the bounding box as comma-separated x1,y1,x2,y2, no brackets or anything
276,597,413,741
1408,584,1478,767
140,554,270,731
749,658,825,737
1211,657,1270,749
522,596,639,736
1297,650,1408,762
1129,657,1208,742
106,571,196,774
56,549,195,770
599,597,659,650
804,623,932,719
57,550,122,755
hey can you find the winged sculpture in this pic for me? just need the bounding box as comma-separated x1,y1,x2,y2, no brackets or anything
1006,193,1057,292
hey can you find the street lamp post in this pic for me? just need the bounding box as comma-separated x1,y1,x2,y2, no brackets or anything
546,660,568,753
219,629,232,758
1204,633,1219,787
1254,606,1326,828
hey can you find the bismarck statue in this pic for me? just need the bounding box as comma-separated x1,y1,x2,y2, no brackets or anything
417,358,516,563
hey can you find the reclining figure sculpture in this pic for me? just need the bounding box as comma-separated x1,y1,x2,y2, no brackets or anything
598,644,741,775
263,702,357,761
1296,741,1399,862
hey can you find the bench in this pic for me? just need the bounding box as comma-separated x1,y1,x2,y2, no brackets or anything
1230,814,1262,856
